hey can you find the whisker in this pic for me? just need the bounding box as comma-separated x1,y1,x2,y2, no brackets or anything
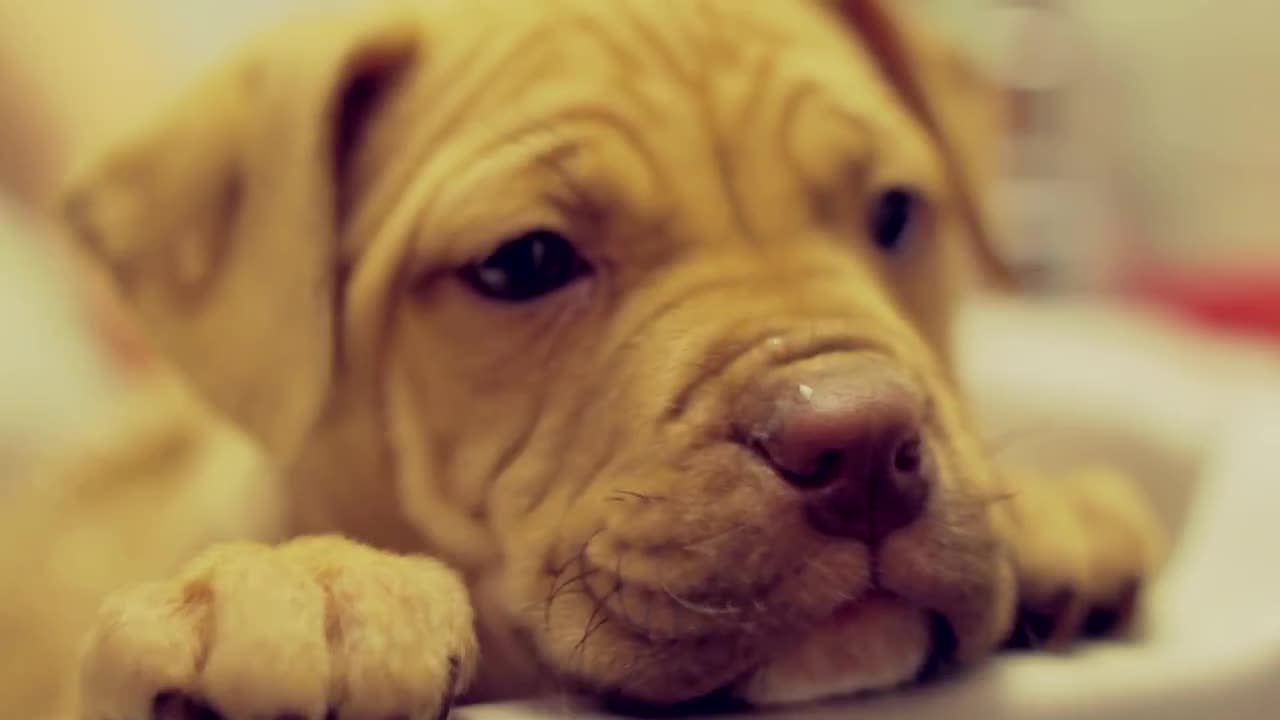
541,529,605,628
572,553,624,664
544,566,598,629
607,641,681,698
801,557,859,603
547,528,598,580
934,484,1021,518
982,425,1055,459
982,490,1019,506
678,520,754,550
606,489,669,504
575,612,613,655
659,580,742,617
550,566,599,604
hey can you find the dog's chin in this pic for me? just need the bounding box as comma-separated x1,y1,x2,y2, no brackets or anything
733,592,932,707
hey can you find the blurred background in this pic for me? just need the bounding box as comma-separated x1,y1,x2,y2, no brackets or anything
2,0,1279,468
2,3,1279,718
4,1,1280,285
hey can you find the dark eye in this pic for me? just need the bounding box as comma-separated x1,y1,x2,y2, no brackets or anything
459,229,591,302
868,187,921,253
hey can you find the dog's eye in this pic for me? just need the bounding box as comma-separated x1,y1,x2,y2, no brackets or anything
869,187,921,253
459,229,590,302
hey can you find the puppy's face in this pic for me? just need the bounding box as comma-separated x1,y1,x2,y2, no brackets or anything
359,0,1014,704
67,0,1015,707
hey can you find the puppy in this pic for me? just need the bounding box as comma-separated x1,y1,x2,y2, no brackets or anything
33,0,1164,717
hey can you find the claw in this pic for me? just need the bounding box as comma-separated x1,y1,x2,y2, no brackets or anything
152,692,222,720
1083,578,1141,638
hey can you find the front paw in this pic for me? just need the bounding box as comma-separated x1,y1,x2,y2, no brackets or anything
79,536,476,720
1001,466,1165,650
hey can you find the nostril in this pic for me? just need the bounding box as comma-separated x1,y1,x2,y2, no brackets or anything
892,436,923,474
736,360,933,543
786,448,844,489
752,438,846,489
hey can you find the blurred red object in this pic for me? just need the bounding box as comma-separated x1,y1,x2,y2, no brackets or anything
1124,265,1280,341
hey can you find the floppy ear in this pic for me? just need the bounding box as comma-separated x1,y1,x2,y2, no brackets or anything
62,8,419,461
825,0,1015,289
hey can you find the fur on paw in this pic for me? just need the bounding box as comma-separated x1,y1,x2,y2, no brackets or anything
999,465,1166,650
79,536,476,720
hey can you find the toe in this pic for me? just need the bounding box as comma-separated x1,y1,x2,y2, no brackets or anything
81,581,205,720
198,547,330,719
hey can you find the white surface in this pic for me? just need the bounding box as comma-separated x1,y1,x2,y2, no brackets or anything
458,298,1280,719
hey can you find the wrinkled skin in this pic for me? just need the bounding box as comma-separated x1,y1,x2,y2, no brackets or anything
38,0,1164,716
346,0,1009,702
361,0,1008,701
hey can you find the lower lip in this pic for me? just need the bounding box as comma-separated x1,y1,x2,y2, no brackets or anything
734,592,933,705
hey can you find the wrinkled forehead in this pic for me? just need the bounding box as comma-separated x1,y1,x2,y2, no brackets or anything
354,0,939,259
420,0,914,128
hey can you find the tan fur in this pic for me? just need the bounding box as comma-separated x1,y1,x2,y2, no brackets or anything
2,1,1163,717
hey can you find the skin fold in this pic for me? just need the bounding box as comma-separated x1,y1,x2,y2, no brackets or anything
0,1,1164,718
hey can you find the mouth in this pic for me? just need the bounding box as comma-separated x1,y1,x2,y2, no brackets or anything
916,609,960,682
598,606,956,715
600,593,960,714
541,401,997,709
729,591,957,707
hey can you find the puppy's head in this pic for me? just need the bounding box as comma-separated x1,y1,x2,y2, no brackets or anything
65,0,1016,707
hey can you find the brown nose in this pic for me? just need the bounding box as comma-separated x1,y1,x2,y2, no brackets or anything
741,360,932,544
